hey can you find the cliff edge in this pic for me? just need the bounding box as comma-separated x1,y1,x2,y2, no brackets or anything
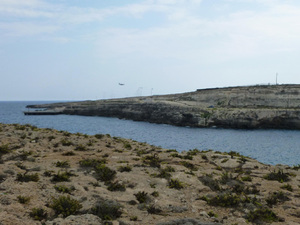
27,84,300,129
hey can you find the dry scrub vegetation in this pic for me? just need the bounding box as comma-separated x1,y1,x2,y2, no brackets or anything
0,123,300,225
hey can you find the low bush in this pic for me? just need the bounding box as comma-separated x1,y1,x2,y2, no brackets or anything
55,160,70,168
79,158,107,167
134,191,150,203
246,207,279,223
94,164,116,182
50,195,82,217
29,208,48,221
91,199,122,220
168,179,184,190
280,184,293,192
54,185,74,194
118,165,132,172
107,181,126,192
16,173,39,182
264,170,290,182
266,191,289,207
17,195,31,204
51,171,72,182
143,154,161,168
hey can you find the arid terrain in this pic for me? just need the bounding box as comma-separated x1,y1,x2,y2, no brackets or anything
0,123,300,224
28,84,300,129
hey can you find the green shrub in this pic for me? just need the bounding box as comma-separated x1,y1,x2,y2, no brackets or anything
123,142,132,150
75,144,87,151
17,195,30,204
246,208,279,223
168,179,184,189
50,195,82,217
143,154,161,168
54,185,74,194
0,144,11,155
79,158,107,167
180,161,197,171
107,181,126,192
94,164,116,182
204,193,242,207
61,139,73,146
29,208,48,221
51,171,72,182
266,191,289,207
134,191,149,203
280,184,293,192
62,151,75,156
241,176,252,182
118,165,132,172
147,204,162,214
264,170,290,182
91,199,122,220
16,173,39,182
95,134,104,139
55,160,70,168
151,191,159,197
199,175,221,192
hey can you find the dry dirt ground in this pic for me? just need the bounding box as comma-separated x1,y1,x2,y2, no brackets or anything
0,123,299,225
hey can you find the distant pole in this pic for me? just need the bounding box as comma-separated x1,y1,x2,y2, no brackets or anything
276,73,278,85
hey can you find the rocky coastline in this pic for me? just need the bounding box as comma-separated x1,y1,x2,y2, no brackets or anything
27,84,300,130
0,123,300,224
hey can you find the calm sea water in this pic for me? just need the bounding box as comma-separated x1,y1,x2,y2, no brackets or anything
0,101,299,166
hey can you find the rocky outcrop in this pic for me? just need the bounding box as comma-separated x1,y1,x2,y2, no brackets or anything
27,84,300,129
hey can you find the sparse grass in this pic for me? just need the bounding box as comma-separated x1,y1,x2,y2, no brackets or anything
50,195,82,218
16,173,39,182
92,199,122,220
168,178,184,189
29,208,48,221
17,195,31,204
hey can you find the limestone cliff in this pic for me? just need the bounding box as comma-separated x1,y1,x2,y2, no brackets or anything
27,84,300,129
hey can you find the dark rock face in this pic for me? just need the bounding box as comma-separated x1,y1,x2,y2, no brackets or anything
27,84,300,130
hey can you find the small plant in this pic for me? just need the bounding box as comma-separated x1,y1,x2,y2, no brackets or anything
55,160,70,168
123,142,132,150
94,164,116,182
29,208,48,221
134,191,149,203
48,136,55,141
95,134,104,139
143,154,161,168
180,161,197,171
266,191,289,207
199,175,221,191
168,179,184,189
51,171,72,182
246,207,279,223
281,184,293,192
151,191,159,197
92,199,122,220
118,165,132,172
50,195,82,217
204,193,242,207
75,144,87,151
264,170,290,182
16,173,39,182
17,195,30,204
241,176,252,182
54,185,74,194
79,158,107,167
147,204,162,214
130,216,138,221
61,139,73,146
0,144,11,155
43,170,54,177
208,211,218,218
107,181,126,192
62,151,75,156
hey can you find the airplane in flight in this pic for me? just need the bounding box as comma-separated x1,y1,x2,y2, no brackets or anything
119,83,125,86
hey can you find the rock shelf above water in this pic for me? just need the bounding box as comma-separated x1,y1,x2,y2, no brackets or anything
27,84,300,129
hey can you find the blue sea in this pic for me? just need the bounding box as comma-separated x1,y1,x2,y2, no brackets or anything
0,101,299,166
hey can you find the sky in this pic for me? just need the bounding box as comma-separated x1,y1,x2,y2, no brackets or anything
1,0,300,100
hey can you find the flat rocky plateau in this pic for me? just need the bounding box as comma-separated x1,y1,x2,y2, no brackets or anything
0,123,300,224
28,84,300,129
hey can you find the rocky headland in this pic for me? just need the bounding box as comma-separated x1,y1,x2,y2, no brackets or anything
27,84,300,129
0,123,300,224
